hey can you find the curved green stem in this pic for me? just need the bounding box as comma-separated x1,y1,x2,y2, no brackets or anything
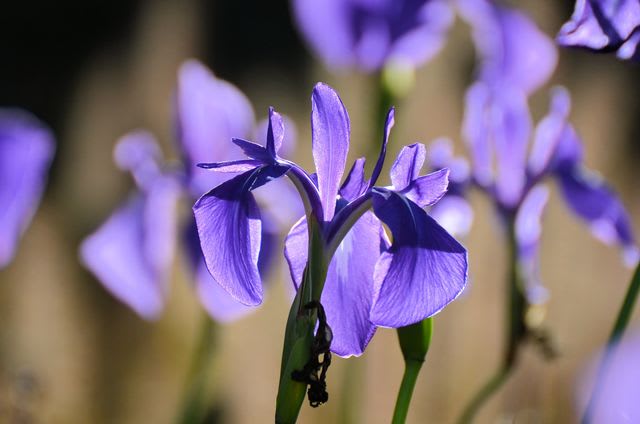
391,360,424,424
581,261,640,424
175,315,217,424
457,221,526,424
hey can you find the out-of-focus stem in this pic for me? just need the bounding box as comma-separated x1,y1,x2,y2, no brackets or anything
581,261,640,424
175,315,217,424
457,220,526,424
338,359,364,424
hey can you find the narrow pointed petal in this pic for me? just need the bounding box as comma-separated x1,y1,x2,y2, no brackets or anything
515,186,550,304
529,87,572,178
266,107,285,157
323,211,387,357
339,157,368,201
390,142,426,191
370,190,468,328
401,168,450,208
232,138,271,162
197,159,263,173
254,114,297,158
80,177,179,320
556,166,638,264
0,110,55,267
176,60,255,195
311,83,350,221
369,108,394,189
193,169,265,306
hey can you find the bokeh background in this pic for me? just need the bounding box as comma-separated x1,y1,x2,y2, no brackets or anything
1,0,639,422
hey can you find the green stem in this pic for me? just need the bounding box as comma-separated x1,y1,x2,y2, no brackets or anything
581,261,640,424
457,220,526,424
175,315,217,424
391,360,424,424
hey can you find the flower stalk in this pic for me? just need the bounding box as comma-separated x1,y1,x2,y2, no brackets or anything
392,318,433,424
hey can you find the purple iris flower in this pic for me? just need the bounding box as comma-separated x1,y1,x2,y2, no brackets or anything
194,83,468,357
434,1,637,302
292,0,454,71
0,109,55,268
81,60,296,321
558,0,640,61
577,330,640,422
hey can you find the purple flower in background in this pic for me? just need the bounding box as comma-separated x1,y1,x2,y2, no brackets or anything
558,0,640,61
292,0,454,71
194,83,468,357
81,60,297,321
577,330,640,422
433,1,637,302
0,109,55,268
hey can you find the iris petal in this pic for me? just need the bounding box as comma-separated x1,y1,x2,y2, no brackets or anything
370,190,468,327
193,169,266,306
0,109,55,267
390,142,426,191
311,83,350,221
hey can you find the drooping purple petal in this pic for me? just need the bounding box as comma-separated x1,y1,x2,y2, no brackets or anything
340,157,368,201
176,60,255,195
183,220,256,323
557,0,640,60
0,109,55,268
368,108,394,189
80,176,180,320
231,138,271,162
462,83,494,187
311,83,350,221
555,166,638,265
370,190,468,327
515,186,550,305
459,0,557,94
322,211,387,357
193,167,287,306
617,28,640,60
114,131,163,188
390,142,426,190
284,209,387,357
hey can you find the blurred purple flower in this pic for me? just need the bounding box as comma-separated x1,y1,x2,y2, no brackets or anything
81,60,297,321
431,1,637,302
0,109,55,268
577,330,640,422
558,0,640,61
194,83,468,357
292,0,454,71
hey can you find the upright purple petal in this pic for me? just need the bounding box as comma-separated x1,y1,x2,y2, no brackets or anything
80,176,180,320
368,108,394,189
515,186,550,305
193,167,286,306
0,110,54,267
370,190,468,327
558,0,640,60
253,114,297,158
266,107,285,157
462,83,494,187
401,168,450,208
390,142,426,190
529,87,572,179
176,60,255,195
340,157,368,201
555,166,638,264
311,83,350,221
